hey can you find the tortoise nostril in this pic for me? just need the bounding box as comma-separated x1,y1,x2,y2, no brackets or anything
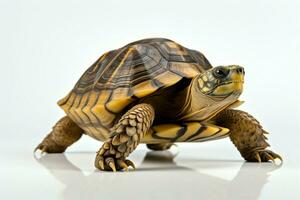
213,67,230,79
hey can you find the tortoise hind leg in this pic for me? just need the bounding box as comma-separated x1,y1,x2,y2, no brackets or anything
95,103,154,172
35,116,83,153
213,109,282,163
146,143,173,151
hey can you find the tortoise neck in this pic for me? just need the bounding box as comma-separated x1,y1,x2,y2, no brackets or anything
178,76,242,121
176,76,201,118
177,76,221,121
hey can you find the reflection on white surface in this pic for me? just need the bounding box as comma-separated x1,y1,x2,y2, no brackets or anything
1,142,300,200
34,150,281,200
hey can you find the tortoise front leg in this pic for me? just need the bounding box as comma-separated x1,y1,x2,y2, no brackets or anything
213,109,282,163
95,103,154,172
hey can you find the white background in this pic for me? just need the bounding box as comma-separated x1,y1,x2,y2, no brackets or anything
1,0,299,199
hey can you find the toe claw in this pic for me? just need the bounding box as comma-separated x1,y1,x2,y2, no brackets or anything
40,146,47,154
276,154,283,162
271,152,282,162
264,152,275,163
254,152,261,163
98,157,105,170
106,158,116,172
109,162,117,172
251,150,282,164
267,150,283,163
117,160,128,171
34,145,40,153
125,160,135,169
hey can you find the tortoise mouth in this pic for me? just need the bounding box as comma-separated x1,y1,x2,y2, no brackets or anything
203,80,244,101
222,80,244,84
205,80,244,95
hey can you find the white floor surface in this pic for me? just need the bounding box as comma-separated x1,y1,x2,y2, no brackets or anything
1,138,299,200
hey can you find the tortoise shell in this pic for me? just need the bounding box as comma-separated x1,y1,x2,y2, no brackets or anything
58,38,212,141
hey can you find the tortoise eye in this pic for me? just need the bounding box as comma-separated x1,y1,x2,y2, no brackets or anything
213,67,230,79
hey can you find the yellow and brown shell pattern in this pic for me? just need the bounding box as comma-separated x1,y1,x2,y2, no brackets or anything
58,38,228,142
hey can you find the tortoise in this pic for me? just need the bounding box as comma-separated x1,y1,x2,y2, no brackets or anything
35,38,282,171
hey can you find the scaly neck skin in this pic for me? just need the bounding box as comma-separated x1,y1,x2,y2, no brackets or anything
177,77,208,119
177,76,238,121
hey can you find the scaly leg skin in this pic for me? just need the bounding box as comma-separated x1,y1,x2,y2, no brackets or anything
95,103,155,172
35,116,83,153
214,109,282,163
146,143,173,151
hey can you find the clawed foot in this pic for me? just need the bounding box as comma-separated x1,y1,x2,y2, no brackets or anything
246,149,282,163
95,154,135,172
34,135,66,154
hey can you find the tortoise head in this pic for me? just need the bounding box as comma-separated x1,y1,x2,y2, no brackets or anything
197,65,245,99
